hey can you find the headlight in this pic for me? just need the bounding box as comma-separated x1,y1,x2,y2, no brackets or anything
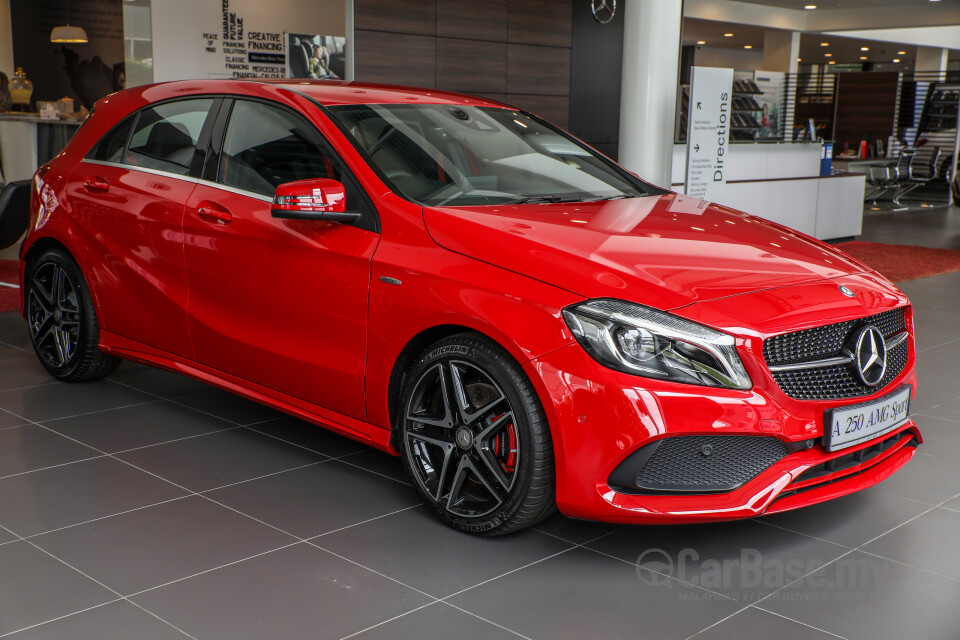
562,299,752,390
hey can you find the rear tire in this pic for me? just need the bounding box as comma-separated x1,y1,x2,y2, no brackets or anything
398,333,556,536
25,249,120,381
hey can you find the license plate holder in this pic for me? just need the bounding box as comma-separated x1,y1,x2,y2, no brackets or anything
823,385,912,452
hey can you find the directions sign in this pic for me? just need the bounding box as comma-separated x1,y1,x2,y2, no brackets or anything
684,66,734,203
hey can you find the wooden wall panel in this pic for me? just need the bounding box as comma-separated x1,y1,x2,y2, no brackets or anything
504,94,570,127
355,0,436,35
507,43,571,96
436,39,507,94
437,1,508,42
353,31,437,88
508,0,572,47
833,72,900,154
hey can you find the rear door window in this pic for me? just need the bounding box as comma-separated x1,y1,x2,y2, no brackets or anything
86,113,136,163
124,99,214,176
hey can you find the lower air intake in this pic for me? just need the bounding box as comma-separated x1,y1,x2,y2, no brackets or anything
608,435,789,494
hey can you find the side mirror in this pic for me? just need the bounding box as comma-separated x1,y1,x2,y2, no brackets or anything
271,178,361,223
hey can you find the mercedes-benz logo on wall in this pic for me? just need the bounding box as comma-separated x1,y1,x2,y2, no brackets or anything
591,0,616,24
853,325,887,386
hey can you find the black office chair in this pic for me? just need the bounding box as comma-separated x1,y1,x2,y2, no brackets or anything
0,180,30,250
894,147,941,205
865,149,914,206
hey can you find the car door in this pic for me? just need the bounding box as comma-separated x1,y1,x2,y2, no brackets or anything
68,97,220,358
182,97,379,420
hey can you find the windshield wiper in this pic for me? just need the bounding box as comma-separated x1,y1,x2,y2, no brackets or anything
598,193,647,201
506,194,586,204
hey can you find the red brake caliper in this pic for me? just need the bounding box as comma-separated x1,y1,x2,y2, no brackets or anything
491,413,518,474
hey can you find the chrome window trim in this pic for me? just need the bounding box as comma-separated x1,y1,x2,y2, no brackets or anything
81,159,273,203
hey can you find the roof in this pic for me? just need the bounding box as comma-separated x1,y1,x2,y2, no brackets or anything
264,79,509,108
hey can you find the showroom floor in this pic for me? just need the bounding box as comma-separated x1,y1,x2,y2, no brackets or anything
1,205,960,640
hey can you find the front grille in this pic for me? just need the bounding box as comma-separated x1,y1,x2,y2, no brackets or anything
763,308,908,401
609,435,789,494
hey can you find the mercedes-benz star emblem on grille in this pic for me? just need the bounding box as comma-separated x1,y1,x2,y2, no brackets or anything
854,325,887,387
591,0,616,24
839,285,854,298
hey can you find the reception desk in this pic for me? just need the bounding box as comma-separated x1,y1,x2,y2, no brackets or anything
0,114,82,183
671,142,865,241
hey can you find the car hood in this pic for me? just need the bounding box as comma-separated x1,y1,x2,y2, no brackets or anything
423,192,871,310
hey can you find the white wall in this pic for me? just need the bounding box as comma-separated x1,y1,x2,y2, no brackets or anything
693,46,763,71
151,0,345,82
0,0,13,78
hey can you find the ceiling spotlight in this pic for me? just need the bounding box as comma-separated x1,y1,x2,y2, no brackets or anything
860,47,869,51
828,60,835,65
724,33,734,37
820,42,829,47
744,45,753,49
860,56,868,60
893,58,900,63
697,40,706,45
797,57,802,62
898,51,906,55
804,4,817,9
824,53,832,57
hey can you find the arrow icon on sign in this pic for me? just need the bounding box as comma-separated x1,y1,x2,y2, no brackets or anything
694,144,700,152
696,102,702,110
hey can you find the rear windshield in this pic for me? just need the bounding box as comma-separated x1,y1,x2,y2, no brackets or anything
327,104,658,207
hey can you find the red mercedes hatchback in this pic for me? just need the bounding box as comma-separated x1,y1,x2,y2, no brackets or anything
20,80,921,535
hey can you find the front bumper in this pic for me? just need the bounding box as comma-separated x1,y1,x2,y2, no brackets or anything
526,330,921,525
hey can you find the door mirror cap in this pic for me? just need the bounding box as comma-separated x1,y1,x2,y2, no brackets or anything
271,178,360,223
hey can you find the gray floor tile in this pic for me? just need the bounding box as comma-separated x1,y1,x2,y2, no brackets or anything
586,519,847,602
870,451,960,504
0,424,101,478
910,415,960,463
0,312,27,338
44,401,236,454
339,448,412,484
912,304,960,351
0,406,30,430
167,388,284,425
5,600,187,640
922,395,960,423
317,507,573,598
32,495,295,595
0,456,188,537
116,427,327,492
246,416,367,458
0,355,58,391
448,547,741,640
0,540,116,635
760,551,960,639
0,525,16,544
534,512,620,545
131,542,431,640
690,608,838,640
107,365,213,398
207,460,421,539
861,507,960,581
0,381,154,423
758,487,931,547
351,602,520,640
0,340,30,363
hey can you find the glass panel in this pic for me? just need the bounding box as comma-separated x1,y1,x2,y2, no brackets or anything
124,99,214,175
328,104,653,206
87,113,135,162
218,100,340,197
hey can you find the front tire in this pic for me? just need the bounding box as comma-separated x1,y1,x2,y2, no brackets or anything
398,333,556,536
25,249,120,381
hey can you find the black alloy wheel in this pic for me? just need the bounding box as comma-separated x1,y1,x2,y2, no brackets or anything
26,249,120,381
399,334,555,535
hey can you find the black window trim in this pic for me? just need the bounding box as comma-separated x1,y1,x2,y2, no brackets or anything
210,94,380,233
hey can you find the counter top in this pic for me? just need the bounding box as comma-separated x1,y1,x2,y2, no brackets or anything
0,113,83,125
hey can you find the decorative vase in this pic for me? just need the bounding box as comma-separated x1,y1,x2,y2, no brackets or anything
9,67,33,112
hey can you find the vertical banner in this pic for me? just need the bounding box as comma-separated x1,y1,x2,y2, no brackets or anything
684,66,733,203
754,70,785,140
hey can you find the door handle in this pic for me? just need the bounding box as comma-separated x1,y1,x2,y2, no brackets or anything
82,176,110,194
196,201,233,224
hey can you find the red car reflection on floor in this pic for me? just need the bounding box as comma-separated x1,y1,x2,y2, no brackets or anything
20,80,921,535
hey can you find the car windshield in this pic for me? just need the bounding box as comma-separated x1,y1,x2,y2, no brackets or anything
327,103,655,206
